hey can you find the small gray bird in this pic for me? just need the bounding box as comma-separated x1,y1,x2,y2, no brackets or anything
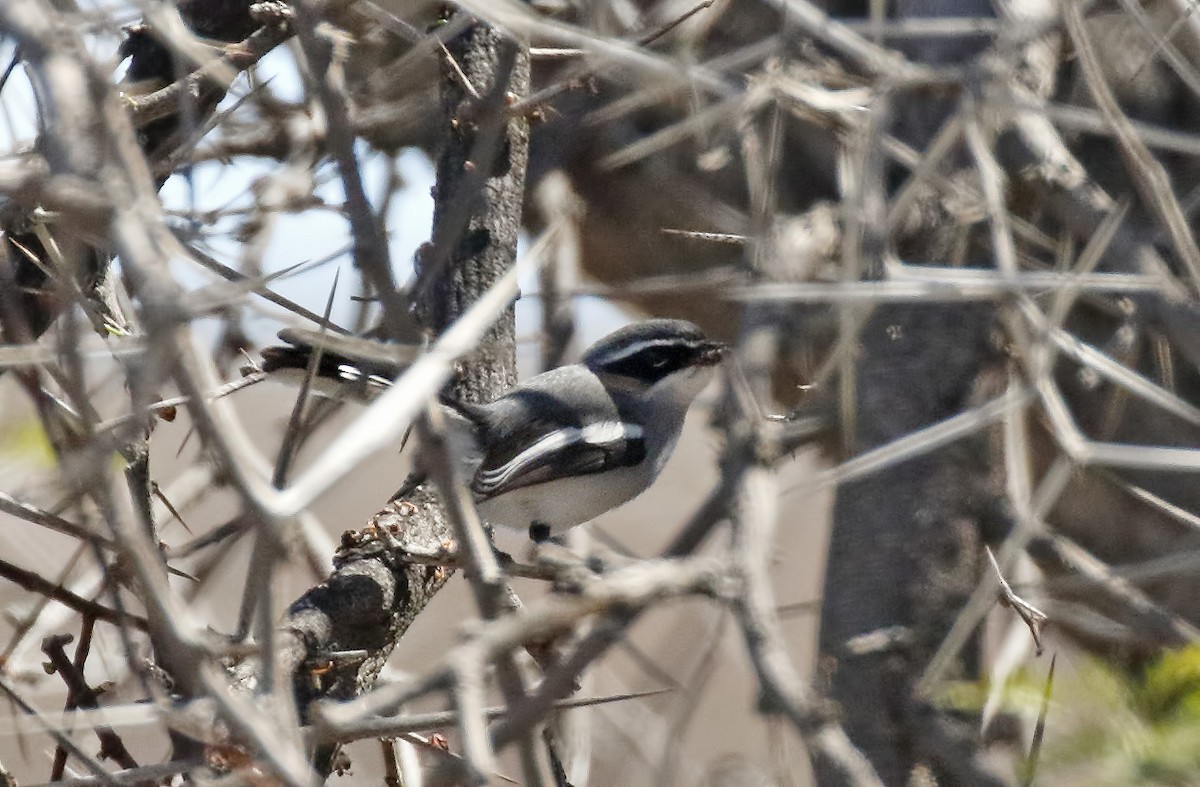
260,319,726,540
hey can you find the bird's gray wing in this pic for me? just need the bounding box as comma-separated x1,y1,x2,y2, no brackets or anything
466,367,645,498
472,421,646,498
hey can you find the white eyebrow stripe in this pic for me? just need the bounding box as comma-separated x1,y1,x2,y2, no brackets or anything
593,338,698,366
476,421,645,492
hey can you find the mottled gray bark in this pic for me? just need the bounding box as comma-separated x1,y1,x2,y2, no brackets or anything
276,13,530,777
816,303,1007,785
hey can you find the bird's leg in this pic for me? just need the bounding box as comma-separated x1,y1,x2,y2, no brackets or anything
528,521,551,543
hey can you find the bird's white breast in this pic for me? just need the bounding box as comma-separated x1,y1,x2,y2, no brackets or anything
476,462,654,535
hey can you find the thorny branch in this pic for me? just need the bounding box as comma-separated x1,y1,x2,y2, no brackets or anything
6,0,1200,784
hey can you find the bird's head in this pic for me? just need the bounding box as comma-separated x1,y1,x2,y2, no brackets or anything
582,319,727,404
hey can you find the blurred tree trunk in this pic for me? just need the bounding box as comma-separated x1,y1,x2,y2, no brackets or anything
815,303,1006,784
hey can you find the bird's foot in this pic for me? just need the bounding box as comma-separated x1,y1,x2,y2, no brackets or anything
491,543,516,567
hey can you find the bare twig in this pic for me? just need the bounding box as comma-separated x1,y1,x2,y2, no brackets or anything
0,557,148,631
985,546,1049,656
1064,0,1200,293
41,634,140,773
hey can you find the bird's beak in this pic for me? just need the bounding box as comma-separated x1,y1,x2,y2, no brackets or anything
697,341,728,366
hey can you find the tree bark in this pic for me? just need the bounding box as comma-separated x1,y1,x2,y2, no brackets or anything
816,303,1007,785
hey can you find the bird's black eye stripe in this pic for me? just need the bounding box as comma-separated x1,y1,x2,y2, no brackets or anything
595,340,702,382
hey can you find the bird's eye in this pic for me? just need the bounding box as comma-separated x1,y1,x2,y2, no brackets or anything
644,349,675,370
